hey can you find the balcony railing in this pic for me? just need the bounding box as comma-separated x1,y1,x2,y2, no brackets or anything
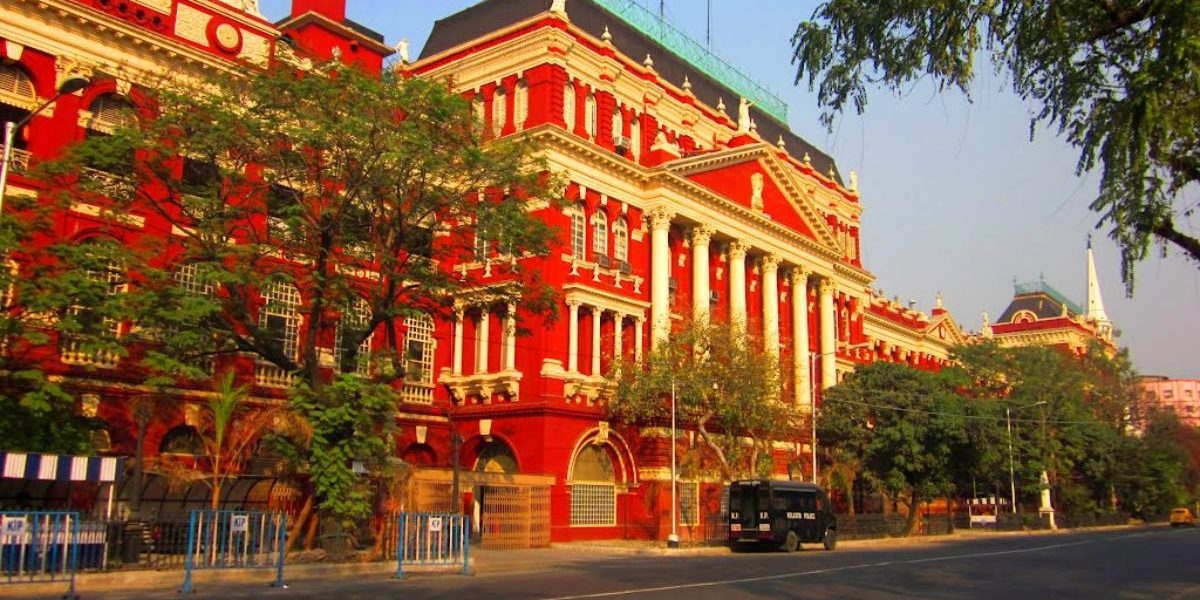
60,339,120,369
3,147,31,175
401,382,435,405
255,362,296,388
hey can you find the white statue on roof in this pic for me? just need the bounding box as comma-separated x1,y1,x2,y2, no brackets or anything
550,0,568,15
737,97,754,133
396,39,410,64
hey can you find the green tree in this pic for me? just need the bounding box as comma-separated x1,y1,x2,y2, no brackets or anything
820,361,967,534
28,59,560,523
198,371,276,511
607,320,799,481
791,1,1200,290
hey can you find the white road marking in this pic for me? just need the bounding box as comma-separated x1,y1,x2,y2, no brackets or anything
538,535,1134,600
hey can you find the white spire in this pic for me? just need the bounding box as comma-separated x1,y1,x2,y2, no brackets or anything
1086,236,1112,337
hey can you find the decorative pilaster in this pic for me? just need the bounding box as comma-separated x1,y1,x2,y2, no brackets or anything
647,206,673,349
790,268,812,408
691,226,714,324
761,254,780,357
567,300,581,373
819,278,836,390
728,241,749,327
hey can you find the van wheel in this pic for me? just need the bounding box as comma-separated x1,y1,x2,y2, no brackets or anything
783,531,800,553
823,528,837,551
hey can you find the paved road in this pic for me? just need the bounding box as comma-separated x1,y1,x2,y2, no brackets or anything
17,526,1200,599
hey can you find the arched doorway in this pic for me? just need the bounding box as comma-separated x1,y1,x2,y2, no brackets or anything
569,444,617,527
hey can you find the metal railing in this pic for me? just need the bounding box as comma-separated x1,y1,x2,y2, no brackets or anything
0,511,80,598
2,147,30,175
394,513,469,579
181,510,287,593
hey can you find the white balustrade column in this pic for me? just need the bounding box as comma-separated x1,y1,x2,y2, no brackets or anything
691,226,714,324
761,254,781,357
452,309,465,375
790,268,812,408
728,241,748,328
647,207,674,348
476,307,490,374
567,300,581,373
504,302,517,371
819,278,837,389
591,306,603,375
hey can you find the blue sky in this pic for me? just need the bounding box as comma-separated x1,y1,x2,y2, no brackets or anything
259,0,1198,378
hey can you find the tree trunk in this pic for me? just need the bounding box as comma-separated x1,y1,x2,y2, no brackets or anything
303,511,320,551
694,412,732,481
904,489,922,536
287,495,313,552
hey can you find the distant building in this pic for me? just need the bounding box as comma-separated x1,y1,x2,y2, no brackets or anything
1137,376,1200,427
980,240,1116,356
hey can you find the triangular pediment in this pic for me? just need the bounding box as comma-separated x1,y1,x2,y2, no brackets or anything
665,145,840,252
927,311,968,346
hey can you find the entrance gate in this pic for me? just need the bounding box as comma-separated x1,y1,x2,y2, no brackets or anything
480,484,551,549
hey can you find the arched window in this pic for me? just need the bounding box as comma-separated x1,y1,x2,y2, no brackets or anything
613,217,628,263
590,210,608,258
513,79,528,130
491,85,507,137
562,78,576,132
86,93,135,135
584,92,597,139
570,201,586,259
0,63,35,105
259,282,301,361
335,296,372,375
570,444,616,526
610,105,623,144
403,314,435,385
474,440,518,474
629,115,641,161
160,425,204,456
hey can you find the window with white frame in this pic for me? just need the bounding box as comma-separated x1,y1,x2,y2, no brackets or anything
403,314,434,384
173,262,215,297
514,79,528,130
570,444,617,526
678,481,700,526
259,282,301,361
590,210,608,258
570,202,586,259
585,92,597,139
613,217,628,263
86,93,135,134
335,297,372,375
563,78,576,131
491,86,507,137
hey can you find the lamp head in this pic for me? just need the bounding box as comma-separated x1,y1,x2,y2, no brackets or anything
56,74,90,95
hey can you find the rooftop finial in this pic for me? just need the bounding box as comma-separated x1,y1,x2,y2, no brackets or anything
550,0,567,17
643,54,654,69
682,75,692,93
602,25,612,43
717,97,726,114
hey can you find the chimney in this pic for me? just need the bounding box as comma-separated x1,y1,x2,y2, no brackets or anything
291,0,345,22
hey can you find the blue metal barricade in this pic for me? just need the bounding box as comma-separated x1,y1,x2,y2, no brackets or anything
395,513,469,579
181,510,287,593
0,511,79,598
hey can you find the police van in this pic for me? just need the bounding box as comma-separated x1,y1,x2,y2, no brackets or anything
727,480,837,552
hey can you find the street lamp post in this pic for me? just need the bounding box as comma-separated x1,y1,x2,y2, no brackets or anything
1005,400,1047,516
667,379,679,548
0,74,91,214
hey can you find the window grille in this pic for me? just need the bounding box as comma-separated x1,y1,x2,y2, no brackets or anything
613,217,628,263
570,202,586,259
590,210,607,257
173,263,214,297
259,282,301,361
0,64,35,102
563,78,576,131
491,87,506,137
61,257,124,368
335,297,372,375
403,314,434,384
678,481,700,526
570,483,616,526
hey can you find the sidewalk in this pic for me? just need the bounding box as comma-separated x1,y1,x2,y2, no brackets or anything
1,522,1157,597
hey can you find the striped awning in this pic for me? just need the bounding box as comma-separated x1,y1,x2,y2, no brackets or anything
0,452,123,483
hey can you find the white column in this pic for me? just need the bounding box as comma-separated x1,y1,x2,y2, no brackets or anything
591,306,603,375
504,302,517,371
635,316,645,364
452,308,465,375
790,268,811,408
476,307,490,374
728,241,748,328
819,278,836,389
567,300,580,373
761,254,780,357
613,313,624,363
647,207,673,349
691,226,714,323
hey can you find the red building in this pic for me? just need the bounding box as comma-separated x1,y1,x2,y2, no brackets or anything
1,0,965,544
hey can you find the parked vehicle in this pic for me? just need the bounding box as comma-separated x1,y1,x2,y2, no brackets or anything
1170,507,1196,527
727,480,837,552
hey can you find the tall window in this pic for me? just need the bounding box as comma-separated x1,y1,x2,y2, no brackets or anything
514,79,528,130
61,247,124,367
562,78,576,131
403,314,434,384
584,92,597,139
172,263,216,373
570,444,616,526
474,223,490,262
259,282,301,361
613,217,628,263
491,86,507,137
570,202,586,259
629,115,640,161
335,297,372,375
590,210,608,258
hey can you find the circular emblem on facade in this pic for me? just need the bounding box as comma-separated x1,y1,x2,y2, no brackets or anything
208,21,243,54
